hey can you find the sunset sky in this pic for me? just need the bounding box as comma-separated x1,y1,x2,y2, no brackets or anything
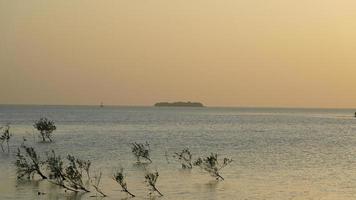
1,0,356,108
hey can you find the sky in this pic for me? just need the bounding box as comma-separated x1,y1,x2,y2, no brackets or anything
1,0,356,108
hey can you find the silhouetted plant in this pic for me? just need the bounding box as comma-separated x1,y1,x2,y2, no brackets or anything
76,158,91,180
90,171,107,197
145,171,163,197
173,148,193,169
34,118,56,142
45,150,76,191
193,153,232,180
45,151,90,192
113,168,135,197
15,146,47,180
64,155,91,192
131,142,152,163
46,150,65,179
0,125,12,153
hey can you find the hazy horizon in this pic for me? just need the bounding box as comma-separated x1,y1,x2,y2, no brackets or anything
1,103,356,110
1,1,356,108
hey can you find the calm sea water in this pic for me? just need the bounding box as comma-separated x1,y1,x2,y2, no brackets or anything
0,105,356,200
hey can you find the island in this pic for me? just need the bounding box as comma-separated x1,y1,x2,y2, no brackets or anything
154,101,204,107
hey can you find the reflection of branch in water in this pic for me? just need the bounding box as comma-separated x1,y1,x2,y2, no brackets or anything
148,196,160,200
16,178,42,188
132,162,150,170
15,179,50,198
66,191,86,200
205,180,219,191
118,197,131,200
164,151,169,164
44,182,88,200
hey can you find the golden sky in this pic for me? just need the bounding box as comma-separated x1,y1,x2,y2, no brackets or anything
1,0,356,107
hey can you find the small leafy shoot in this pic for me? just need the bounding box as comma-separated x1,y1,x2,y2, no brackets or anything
131,142,152,163
173,148,193,169
113,168,135,197
145,171,163,197
194,153,232,181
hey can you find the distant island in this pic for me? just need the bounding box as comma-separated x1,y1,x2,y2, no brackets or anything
154,101,204,107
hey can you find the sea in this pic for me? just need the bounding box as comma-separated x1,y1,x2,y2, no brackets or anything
0,105,356,200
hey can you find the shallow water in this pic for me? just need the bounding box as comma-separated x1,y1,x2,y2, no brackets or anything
1,105,356,199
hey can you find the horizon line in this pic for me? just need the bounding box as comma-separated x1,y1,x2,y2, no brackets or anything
0,103,355,110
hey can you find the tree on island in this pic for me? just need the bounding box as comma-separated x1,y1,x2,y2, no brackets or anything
154,101,204,107
34,118,56,142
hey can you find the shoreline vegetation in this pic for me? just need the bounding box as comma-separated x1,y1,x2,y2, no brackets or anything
13,140,231,198
2,119,232,199
154,101,204,107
